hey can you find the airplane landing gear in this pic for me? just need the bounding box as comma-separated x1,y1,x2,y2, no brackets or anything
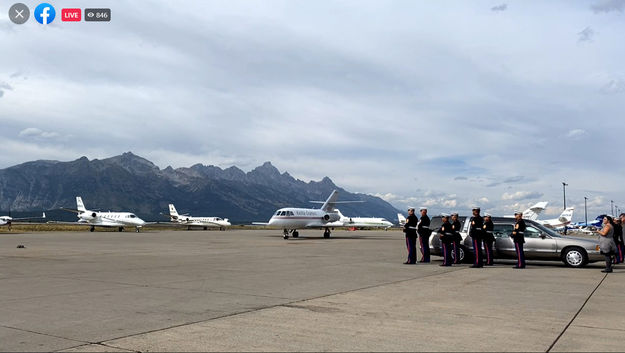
283,229,289,240
203,227,208,230
323,228,331,238
7,221,12,231
135,227,141,233
90,226,95,232
118,227,124,232
292,230,299,238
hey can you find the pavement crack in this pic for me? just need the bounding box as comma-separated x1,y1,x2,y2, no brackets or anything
546,273,608,352
0,323,88,345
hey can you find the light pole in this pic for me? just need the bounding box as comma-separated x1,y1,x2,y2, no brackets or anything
584,196,588,226
611,200,614,216
562,182,568,210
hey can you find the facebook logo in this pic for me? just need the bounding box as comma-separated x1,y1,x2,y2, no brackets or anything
34,3,56,24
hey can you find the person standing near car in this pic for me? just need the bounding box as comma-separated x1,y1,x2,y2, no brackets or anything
469,207,484,268
483,213,495,266
403,207,419,264
616,213,625,263
612,217,623,264
512,211,526,269
597,216,616,273
451,212,462,264
438,214,453,266
417,207,432,263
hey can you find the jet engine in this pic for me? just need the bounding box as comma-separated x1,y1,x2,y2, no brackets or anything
322,213,340,223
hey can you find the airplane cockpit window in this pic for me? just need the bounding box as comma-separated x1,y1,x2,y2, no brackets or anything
130,214,136,218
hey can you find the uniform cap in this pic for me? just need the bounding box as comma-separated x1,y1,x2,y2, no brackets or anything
472,207,480,211
484,213,491,217
440,213,450,218
514,211,522,215
408,207,415,211
451,212,459,217
419,207,428,211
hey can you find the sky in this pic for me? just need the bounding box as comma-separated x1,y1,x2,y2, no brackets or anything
1,0,624,220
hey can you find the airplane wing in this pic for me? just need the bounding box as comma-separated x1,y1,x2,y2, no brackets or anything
252,222,269,226
11,212,46,221
61,208,81,214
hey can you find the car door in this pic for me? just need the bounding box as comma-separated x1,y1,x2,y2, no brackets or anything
493,223,515,258
523,226,557,259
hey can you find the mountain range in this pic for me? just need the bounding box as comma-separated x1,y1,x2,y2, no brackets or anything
0,152,400,223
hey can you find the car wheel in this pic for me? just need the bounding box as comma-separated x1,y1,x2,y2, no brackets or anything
562,247,588,268
451,246,466,263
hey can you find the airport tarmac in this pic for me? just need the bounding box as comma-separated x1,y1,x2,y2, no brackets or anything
0,229,623,352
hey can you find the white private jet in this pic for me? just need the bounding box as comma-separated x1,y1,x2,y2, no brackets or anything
327,209,392,229
0,212,46,230
56,197,147,232
167,204,231,230
505,202,549,221
537,207,574,229
253,190,362,239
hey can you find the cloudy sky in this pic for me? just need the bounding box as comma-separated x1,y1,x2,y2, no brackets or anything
1,0,624,220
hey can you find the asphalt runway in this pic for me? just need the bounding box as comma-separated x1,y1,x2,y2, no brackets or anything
0,229,623,352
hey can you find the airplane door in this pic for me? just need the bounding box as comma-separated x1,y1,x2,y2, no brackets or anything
494,224,515,258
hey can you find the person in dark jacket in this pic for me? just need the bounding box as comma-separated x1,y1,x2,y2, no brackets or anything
469,207,484,268
417,207,432,263
483,213,495,266
438,214,453,266
613,218,623,264
403,207,418,264
616,213,625,263
512,211,526,269
451,213,462,264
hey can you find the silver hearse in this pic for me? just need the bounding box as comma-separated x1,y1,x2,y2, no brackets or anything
429,216,602,267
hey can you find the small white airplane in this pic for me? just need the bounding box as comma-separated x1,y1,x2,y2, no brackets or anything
537,207,574,229
167,204,231,230
327,209,393,229
397,213,406,226
56,197,147,232
253,190,362,239
505,201,548,221
0,212,46,230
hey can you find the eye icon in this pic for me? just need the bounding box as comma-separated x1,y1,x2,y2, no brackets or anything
87,12,94,18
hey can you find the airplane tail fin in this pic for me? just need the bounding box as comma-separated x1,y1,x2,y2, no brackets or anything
168,204,180,221
397,213,406,226
320,190,339,212
523,201,548,221
76,197,86,213
558,207,574,224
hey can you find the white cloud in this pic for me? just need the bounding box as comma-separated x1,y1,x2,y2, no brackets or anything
502,191,544,201
18,128,60,139
566,129,586,139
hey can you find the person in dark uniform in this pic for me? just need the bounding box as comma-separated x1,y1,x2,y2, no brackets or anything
469,207,484,268
417,207,432,263
483,213,495,266
403,207,418,264
512,211,526,269
451,212,462,264
438,214,453,266
613,217,623,264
